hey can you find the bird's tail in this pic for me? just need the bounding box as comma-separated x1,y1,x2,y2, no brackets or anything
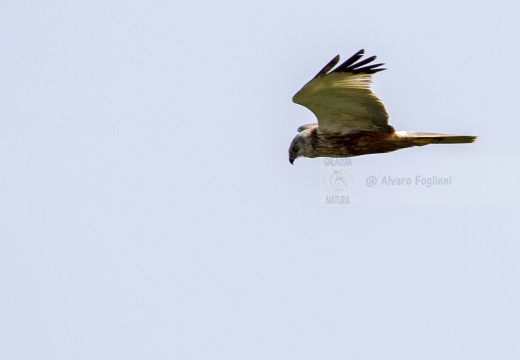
406,132,478,146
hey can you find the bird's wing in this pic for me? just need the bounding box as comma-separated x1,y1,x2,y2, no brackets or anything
292,49,391,134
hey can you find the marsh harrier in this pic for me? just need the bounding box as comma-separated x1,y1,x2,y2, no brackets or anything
288,49,476,164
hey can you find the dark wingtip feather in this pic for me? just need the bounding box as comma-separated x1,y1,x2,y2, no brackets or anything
313,55,340,78
347,55,377,69
306,49,386,80
352,63,385,74
333,49,365,73
369,68,386,74
332,50,386,75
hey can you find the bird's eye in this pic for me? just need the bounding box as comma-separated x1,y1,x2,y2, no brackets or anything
292,146,299,152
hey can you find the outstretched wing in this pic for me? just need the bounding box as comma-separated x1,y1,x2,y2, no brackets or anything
292,49,391,134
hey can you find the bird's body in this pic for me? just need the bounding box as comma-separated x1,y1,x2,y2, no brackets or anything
288,49,476,164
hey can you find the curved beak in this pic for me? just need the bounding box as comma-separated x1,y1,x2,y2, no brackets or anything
289,156,295,165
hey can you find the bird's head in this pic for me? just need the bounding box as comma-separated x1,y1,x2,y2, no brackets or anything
288,132,315,164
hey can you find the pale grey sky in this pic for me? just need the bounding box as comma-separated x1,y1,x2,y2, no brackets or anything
1,1,520,359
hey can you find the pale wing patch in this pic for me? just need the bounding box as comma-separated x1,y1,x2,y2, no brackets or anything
293,72,389,134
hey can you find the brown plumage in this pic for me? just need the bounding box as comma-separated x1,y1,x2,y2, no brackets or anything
288,49,477,164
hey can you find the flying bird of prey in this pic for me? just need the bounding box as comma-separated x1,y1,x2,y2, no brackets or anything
288,49,476,164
